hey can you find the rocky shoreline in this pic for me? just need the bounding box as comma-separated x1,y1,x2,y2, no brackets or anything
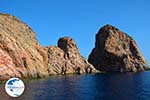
0,13,148,81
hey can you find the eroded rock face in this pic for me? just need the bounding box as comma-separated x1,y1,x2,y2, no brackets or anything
47,37,97,75
0,14,48,80
0,13,96,80
88,25,148,72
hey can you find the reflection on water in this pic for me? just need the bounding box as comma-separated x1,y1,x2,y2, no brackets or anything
0,72,150,100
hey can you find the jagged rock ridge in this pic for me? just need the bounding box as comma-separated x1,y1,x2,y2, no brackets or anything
88,25,148,72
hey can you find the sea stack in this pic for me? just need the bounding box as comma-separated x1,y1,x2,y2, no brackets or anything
88,25,148,72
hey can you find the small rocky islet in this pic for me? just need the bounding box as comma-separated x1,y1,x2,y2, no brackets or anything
88,25,148,72
0,13,148,81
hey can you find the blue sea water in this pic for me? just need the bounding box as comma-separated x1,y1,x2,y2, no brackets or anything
0,71,150,100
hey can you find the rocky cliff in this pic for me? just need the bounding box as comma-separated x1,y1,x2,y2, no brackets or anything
47,37,97,75
88,25,148,72
0,13,96,80
0,13,148,80
0,14,49,80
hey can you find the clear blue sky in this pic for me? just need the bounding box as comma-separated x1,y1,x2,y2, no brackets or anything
0,0,150,65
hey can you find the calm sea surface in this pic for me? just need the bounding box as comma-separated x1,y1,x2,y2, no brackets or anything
0,71,150,100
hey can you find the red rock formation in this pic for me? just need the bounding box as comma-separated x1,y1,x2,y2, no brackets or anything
0,13,97,80
88,25,148,72
47,37,97,75
0,14,48,80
